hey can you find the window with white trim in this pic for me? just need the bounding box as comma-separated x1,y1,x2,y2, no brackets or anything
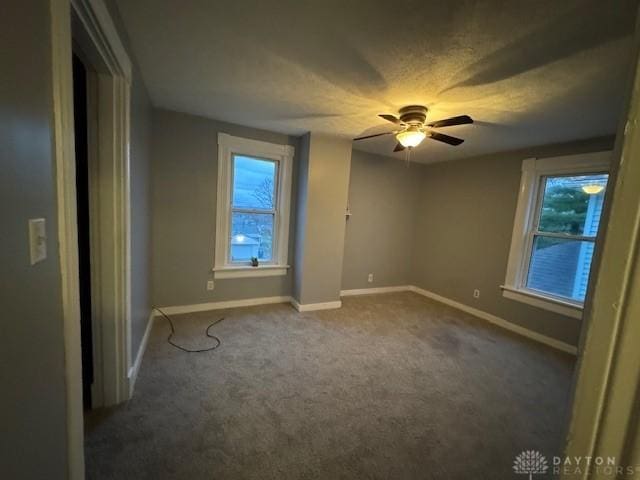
502,152,610,318
214,133,294,279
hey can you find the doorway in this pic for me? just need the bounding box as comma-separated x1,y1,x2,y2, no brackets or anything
72,51,94,410
68,0,134,409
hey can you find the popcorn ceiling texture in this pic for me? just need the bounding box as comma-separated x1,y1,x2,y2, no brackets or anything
115,0,638,163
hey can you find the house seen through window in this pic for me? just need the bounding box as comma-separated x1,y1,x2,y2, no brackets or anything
230,155,277,263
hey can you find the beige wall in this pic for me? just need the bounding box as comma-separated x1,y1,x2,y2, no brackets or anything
342,150,422,290
293,133,352,305
151,109,300,307
0,0,69,476
411,137,615,346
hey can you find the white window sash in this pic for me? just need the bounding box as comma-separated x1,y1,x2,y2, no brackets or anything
227,154,279,265
228,211,276,265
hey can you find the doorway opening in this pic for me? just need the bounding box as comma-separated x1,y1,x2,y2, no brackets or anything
70,1,133,409
72,51,94,410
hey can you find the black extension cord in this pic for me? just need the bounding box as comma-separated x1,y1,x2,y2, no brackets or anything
153,307,226,353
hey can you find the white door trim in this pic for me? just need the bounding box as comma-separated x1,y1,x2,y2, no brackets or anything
50,0,84,477
70,0,133,407
51,0,132,476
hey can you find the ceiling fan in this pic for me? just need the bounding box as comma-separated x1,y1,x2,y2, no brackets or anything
354,105,473,152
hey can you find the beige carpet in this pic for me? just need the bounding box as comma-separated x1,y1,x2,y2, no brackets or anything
85,292,575,479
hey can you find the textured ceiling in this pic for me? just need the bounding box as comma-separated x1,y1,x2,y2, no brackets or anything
115,0,639,163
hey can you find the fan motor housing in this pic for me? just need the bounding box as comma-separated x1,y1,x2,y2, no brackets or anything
399,105,428,125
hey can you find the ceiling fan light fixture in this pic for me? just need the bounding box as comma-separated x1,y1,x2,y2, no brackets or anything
355,106,472,152
396,127,426,148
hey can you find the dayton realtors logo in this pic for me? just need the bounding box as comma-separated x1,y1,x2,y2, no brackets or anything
513,450,549,479
513,451,640,477
552,455,640,476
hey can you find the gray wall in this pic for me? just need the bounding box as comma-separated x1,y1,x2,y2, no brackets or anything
151,109,299,307
411,137,615,346
293,134,352,305
292,134,311,302
104,0,153,354
129,72,153,351
342,150,422,290
0,0,69,477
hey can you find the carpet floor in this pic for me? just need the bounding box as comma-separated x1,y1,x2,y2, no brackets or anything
85,292,575,479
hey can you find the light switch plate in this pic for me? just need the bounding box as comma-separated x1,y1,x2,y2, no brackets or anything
29,218,47,265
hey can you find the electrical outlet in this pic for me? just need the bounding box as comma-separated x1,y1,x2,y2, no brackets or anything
367,273,374,283
206,280,215,291
473,289,480,299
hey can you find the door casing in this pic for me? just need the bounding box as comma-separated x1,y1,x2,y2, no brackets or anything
50,0,133,477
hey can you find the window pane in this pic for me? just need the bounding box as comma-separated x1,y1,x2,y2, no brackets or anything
232,155,276,209
538,174,608,235
526,236,595,302
230,212,273,262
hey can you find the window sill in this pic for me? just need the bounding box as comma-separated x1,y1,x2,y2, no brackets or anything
213,265,290,279
501,285,583,319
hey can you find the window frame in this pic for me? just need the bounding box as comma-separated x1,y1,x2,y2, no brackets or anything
214,133,294,279
501,151,611,319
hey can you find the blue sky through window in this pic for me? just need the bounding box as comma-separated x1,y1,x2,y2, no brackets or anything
232,155,276,209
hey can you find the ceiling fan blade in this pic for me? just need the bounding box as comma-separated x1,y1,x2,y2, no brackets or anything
393,142,405,152
379,114,403,125
353,131,394,141
427,115,474,128
429,132,464,146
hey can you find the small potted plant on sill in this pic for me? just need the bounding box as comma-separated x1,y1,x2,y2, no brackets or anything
250,257,259,267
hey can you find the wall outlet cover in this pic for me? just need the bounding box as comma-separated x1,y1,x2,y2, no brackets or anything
206,280,215,291
368,273,374,283
28,218,47,265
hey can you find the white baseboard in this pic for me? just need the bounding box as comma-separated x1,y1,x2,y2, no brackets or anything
157,294,343,315
340,285,411,296
128,310,155,396
291,299,343,312
408,286,578,355
155,295,292,316
151,287,577,355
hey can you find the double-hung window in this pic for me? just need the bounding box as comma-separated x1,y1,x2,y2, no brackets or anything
502,152,610,318
214,133,294,279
